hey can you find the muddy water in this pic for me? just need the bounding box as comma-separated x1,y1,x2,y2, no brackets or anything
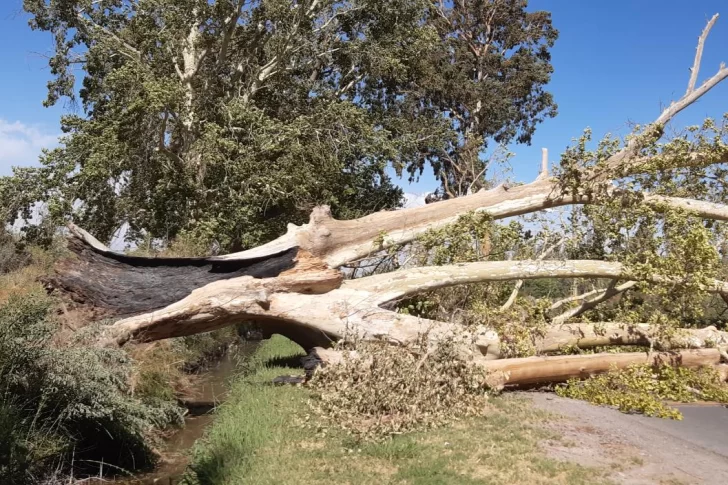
113,342,257,485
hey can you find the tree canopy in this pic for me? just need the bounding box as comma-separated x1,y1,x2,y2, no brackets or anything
2,0,557,250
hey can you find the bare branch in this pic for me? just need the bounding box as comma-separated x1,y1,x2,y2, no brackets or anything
687,14,719,95
500,237,564,311
550,281,637,325
589,15,727,180
347,259,728,305
536,147,549,180
210,178,728,268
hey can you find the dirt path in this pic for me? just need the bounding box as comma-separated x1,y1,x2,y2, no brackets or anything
526,392,728,484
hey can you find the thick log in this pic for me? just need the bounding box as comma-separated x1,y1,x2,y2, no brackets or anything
538,323,728,352
303,346,724,386
50,226,310,316
483,349,723,386
213,184,728,268
91,252,728,352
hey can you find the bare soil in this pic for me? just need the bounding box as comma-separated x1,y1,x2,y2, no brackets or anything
526,392,728,485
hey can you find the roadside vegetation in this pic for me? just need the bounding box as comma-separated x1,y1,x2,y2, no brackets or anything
0,230,241,484
184,336,613,485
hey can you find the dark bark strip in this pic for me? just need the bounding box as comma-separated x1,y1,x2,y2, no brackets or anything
49,237,300,316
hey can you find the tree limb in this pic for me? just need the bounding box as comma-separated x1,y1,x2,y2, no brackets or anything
550,281,637,325
687,14,720,95
500,236,564,311
347,260,728,305
212,179,728,268
480,348,722,386
537,322,728,353
587,15,728,181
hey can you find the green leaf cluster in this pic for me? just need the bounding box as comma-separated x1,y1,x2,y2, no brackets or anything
556,363,728,420
5,0,557,250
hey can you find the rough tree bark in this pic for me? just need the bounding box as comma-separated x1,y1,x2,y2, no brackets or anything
47,15,728,387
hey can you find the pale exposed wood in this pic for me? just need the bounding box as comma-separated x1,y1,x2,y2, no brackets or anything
687,14,719,94
102,263,344,346
481,348,722,386
210,182,728,268
303,346,724,386
537,147,549,180
550,281,637,325
642,193,728,221
589,14,727,181
347,260,728,305
537,323,728,353
500,237,564,311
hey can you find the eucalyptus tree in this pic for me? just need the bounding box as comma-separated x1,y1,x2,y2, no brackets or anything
5,0,557,250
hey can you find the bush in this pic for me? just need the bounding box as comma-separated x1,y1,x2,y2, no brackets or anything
0,231,30,275
0,292,183,484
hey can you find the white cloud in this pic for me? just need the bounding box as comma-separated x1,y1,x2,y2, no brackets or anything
402,192,429,209
0,119,60,176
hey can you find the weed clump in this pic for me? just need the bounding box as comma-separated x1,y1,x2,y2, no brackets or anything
307,339,493,440
556,363,728,419
0,292,183,484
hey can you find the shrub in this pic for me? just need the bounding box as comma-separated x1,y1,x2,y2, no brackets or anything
0,292,183,484
0,231,30,275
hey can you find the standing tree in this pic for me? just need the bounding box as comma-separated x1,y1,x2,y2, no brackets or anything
3,0,557,251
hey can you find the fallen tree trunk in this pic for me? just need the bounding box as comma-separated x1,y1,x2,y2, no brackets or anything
304,346,724,386
60,227,728,353
537,323,728,352
482,348,723,386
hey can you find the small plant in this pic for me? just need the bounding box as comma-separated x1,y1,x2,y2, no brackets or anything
556,363,728,419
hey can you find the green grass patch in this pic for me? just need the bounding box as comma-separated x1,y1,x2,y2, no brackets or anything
184,336,613,485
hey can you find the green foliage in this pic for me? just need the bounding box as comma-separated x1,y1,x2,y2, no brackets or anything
556,363,728,420
7,0,557,249
0,231,30,275
307,338,493,440
0,292,183,483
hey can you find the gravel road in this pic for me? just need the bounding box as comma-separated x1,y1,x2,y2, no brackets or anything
526,392,728,484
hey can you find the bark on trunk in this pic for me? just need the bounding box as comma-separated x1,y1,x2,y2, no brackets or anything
305,346,724,387
483,349,723,386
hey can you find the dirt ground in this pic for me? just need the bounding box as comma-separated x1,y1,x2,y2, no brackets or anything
526,392,728,485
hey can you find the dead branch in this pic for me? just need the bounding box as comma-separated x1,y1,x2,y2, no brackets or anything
589,14,727,180
537,322,728,353
306,346,723,386
687,14,719,94
550,281,637,325
347,260,728,305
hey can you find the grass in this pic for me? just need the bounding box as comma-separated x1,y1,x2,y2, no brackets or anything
184,336,614,485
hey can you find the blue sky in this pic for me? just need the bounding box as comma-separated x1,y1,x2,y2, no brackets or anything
1,0,727,200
